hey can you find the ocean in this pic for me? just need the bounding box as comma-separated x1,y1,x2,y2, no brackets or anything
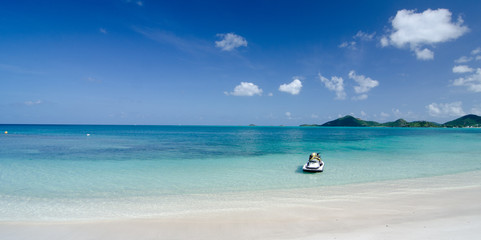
1,125,481,221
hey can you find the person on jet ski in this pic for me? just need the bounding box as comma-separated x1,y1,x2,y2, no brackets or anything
309,152,321,162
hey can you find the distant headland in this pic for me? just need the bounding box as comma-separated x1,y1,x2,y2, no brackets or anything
300,114,481,128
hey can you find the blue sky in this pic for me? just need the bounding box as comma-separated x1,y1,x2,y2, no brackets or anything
1,0,481,125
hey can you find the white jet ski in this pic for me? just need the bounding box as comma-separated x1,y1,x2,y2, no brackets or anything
302,152,324,172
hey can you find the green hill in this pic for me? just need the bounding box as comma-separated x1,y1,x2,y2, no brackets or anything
381,119,440,127
302,114,481,128
407,121,441,128
321,115,380,127
382,119,409,127
443,114,481,127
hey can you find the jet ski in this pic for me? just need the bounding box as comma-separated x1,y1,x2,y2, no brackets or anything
302,152,324,172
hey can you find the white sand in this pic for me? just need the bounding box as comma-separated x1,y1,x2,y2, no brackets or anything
2,171,481,240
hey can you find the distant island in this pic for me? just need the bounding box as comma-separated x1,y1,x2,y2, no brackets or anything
300,114,481,128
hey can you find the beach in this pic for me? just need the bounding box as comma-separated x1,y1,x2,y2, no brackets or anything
2,170,481,240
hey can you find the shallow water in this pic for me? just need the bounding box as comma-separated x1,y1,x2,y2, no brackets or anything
1,125,481,220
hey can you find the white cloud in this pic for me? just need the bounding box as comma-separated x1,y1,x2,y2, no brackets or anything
319,74,346,100
320,71,379,100
285,112,292,119
339,41,356,49
380,36,389,47
427,102,465,117
279,78,302,95
455,56,473,63
226,82,262,96
381,8,469,60
339,31,375,50
452,68,481,92
471,47,481,55
215,33,247,51
348,71,379,99
380,112,390,118
354,31,375,41
99,28,107,34
452,65,474,74
388,9,468,47
415,48,434,60
467,47,481,61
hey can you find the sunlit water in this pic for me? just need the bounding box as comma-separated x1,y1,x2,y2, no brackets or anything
1,125,481,220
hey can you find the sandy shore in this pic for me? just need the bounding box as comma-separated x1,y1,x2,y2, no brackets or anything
2,171,481,240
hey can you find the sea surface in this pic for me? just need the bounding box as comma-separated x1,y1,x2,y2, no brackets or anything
1,125,481,221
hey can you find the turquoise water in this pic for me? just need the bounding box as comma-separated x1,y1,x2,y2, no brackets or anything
1,125,481,220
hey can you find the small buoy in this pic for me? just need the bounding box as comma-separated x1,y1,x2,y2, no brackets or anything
4,131,7,134
86,133,90,136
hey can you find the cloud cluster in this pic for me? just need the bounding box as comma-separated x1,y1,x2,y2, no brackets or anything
455,47,481,63
381,8,469,60
452,47,481,92
226,77,304,97
453,68,481,92
452,65,474,73
225,82,263,96
338,41,356,49
455,56,475,63
215,33,248,51
427,102,465,117
348,71,379,100
472,47,481,55
319,74,346,100
279,79,302,95
339,31,375,50
319,71,379,100
354,31,376,41
414,48,434,60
